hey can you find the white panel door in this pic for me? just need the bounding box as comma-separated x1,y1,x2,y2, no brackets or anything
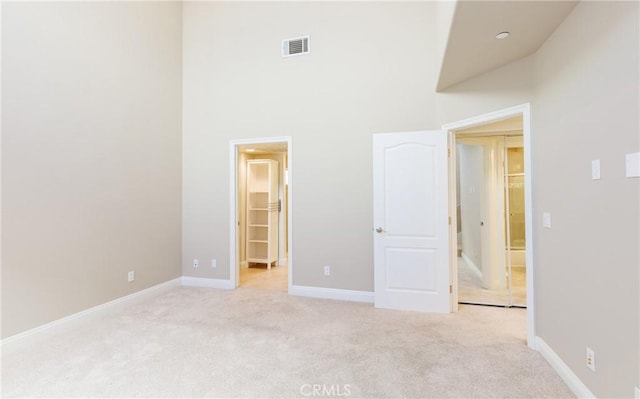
373,131,450,313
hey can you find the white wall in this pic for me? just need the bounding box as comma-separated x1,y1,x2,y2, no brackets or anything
1,2,183,338
533,2,639,397
436,54,535,125
182,2,439,291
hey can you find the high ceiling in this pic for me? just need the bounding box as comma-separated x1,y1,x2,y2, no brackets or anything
437,0,578,91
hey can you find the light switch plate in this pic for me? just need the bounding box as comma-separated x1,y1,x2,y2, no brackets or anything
543,212,552,228
591,159,601,180
626,152,640,178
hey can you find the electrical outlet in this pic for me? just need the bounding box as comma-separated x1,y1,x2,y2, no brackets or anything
323,265,330,276
127,271,135,282
211,259,217,268
193,259,199,268
586,347,595,371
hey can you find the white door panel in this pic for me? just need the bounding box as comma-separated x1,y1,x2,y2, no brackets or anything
385,144,436,237
373,131,450,313
385,248,436,291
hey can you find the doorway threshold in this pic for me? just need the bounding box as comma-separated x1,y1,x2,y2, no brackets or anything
458,301,527,309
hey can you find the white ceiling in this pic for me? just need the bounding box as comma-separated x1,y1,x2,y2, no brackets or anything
437,0,578,91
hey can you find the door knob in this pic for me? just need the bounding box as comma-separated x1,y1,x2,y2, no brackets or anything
376,227,385,233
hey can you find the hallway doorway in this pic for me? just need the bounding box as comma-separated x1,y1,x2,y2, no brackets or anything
444,104,534,347
454,129,526,308
229,137,293,292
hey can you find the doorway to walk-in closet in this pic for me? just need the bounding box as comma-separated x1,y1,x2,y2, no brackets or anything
235,141,289,291
454,115,527,308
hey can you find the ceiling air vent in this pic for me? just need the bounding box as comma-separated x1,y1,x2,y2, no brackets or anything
282,36,309,57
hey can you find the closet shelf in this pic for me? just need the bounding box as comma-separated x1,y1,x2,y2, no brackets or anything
246,159,279,270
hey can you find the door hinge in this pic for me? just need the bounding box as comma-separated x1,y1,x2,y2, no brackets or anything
449,285,453,294
448,148,451,158
448,216,451,225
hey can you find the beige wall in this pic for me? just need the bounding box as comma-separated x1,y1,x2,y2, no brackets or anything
1,2,183,338
532,2,639,397
182,2,439,290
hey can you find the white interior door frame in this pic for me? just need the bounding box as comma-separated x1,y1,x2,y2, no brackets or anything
229,136,293,292
447,134,458,311
442,103,534,348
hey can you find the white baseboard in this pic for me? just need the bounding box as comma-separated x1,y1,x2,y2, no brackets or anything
535,336,595,398
290,285,374,303
1,277,182,353
461,252,482,279
181,276,235,289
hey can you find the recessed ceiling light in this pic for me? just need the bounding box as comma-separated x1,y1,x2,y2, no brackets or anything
245,148,256,153
496,31,510,40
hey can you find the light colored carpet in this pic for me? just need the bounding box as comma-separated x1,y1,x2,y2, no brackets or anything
1,287,573,398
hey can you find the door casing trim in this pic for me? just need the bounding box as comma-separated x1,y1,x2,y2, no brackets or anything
442,103,534,348
229,136,293,292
